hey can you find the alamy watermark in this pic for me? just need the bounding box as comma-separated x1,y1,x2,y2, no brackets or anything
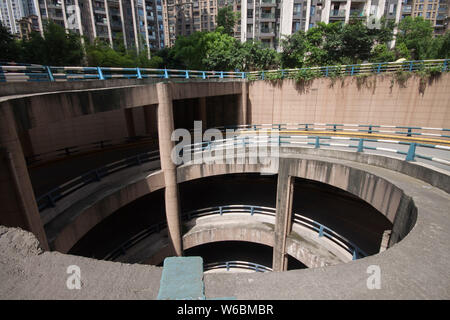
171,121,280,172
366,265,381,290
66,265,81,290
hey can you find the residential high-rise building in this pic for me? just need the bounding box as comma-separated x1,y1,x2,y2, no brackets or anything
161,0,240,47
0,0,37,34
30,0,165,56
241,0,448,50
410,0,448,35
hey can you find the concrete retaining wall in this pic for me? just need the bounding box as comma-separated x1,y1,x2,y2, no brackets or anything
248,73,450,128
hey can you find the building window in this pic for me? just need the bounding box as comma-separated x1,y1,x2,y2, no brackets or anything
294,4,301,15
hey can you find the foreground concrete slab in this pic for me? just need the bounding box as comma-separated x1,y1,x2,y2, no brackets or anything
157,257,205,300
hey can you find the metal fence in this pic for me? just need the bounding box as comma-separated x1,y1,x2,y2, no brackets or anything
36,150,160,211
36,124,450,211
203,261,272,272
1,59,448,82
103,204,367,262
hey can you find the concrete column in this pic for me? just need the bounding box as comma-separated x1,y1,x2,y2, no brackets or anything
322,0,332,24
156,83,183,257
199,97,207,128
0,103,48,250
272,160,294,272
345,0,351,24
239,81,248,126
305,0,312,31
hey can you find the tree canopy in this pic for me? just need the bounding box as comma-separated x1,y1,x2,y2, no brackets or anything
1,17,448,71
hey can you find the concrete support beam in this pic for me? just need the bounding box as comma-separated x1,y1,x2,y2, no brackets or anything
240,81,248,126
156,83,183,257
0,103,48,250
272,160,294,272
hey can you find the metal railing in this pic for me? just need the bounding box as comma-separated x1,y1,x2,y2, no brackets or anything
247,59,449,80
204,261,272,272
36,150,160,211
26,134,157,166
1,59,448,83
35,123,450,212
102,204,368,262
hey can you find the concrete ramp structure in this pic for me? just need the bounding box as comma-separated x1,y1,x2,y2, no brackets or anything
0,72,449,299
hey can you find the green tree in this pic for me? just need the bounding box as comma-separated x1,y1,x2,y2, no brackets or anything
280,31,308,68
370,43,395,62
18,21,84,65
217,5,238,36
396,16,433,60
340,19,374,63
0,22,20,61
235,40,279,71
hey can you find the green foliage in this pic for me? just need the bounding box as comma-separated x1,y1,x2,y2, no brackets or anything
371,43,395,62
16,21,84,65
217,5,238,36
293,68,321,82
0,22,20,61
397,17,433,60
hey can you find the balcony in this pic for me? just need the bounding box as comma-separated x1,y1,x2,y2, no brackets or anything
261,0,276,6
330,10,346,18
260,28,275,37
349,9,364,17
402,5,412,13
260,12,275,20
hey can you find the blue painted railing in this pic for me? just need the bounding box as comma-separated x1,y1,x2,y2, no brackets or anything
36,124,449,212
1,59,448,82
36,150,160,211
203,261,272,272
103,204,368,262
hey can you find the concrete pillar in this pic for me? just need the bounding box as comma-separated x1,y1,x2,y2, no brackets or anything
272,160,294,272
156,83,183,257
239,81,248,126
345,0,351,24
0,102,48,250
199,97,207,129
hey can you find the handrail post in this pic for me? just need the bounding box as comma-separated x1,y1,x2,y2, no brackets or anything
377,63,381,73
250,206,254,216
164,68,169,79
202,71,206,79
45,66,55,81
136,67,142,79
220,71,223,79
241,72,245,79
185,70,189,79
219,206,223,216
97,67,105,80
315,136,320,149
406,143,417,161
318,225,324,237
357,138,364,152
352,250,358,260
261,71,265,80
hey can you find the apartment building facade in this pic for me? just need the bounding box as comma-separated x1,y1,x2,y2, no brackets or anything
241,0,448,49
0,0,36,34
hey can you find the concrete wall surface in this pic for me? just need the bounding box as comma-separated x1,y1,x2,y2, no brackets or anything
248,74,450,128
